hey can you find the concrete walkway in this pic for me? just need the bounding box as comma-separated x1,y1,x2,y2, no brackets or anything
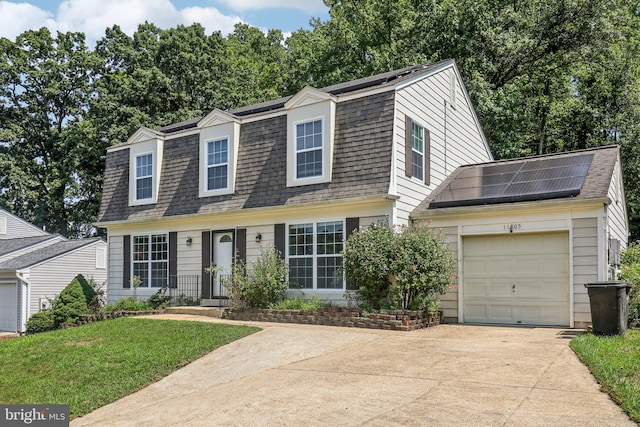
71,315,634,426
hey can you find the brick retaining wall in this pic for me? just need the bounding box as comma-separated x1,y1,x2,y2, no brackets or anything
222,307,441,331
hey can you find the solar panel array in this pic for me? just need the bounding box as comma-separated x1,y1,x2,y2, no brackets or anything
429,153,594,208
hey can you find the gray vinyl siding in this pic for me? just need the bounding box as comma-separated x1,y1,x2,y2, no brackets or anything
106,235,125,304
394,68,491,224
28,242,108,317
0,210,49,239
438,226,459,323
572,218,599,326
606,159,628,249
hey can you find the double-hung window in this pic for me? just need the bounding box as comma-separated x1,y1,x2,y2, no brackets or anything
132,234,168,288
411,122,424,181
295,119,323,179
288,221,344,290
207,138,228,191
135,154,153,200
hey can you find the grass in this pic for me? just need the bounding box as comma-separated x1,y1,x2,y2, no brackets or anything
570,329,640,422
0,317,260,419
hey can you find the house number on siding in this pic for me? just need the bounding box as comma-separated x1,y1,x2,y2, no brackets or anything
504,223,522,232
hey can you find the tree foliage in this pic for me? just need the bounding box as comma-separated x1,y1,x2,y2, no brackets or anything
2,2,640,237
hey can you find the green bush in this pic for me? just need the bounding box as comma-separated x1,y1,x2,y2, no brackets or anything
103,297,153,312
52,275,95,326
244,245,289,308
272,295,324,311
222,260,250,308
25,311,56,334
343,223,456,310
342,223,396,309
148,286,171,309
620,242,640,326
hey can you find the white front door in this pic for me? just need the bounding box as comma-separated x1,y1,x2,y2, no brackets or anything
212,232,233,297
462,232,570,326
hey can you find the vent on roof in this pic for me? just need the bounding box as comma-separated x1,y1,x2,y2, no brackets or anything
429,153,595,208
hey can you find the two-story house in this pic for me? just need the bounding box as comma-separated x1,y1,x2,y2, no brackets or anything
96,59,493,306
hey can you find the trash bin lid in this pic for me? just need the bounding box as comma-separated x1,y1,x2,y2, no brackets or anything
584,281,632,288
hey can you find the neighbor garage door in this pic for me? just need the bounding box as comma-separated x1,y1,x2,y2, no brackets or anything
463,232,570,326
0,283,17,332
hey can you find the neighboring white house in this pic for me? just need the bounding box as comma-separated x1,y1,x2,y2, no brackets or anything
412,146,628,328
95,59,493,306
0,209,107,333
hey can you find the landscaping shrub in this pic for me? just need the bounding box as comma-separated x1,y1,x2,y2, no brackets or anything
52,275,95,326
148,286,171,309
222,260,250,308
342,223,396,309
621,242,640,325
103,297,153,312
244,245,289,308
272,295,324,311
343,223,456,310
25,311,56,334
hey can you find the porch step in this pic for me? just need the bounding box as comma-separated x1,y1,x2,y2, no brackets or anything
165,306,226,318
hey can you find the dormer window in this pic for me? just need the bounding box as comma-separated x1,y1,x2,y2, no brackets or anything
135,153,153,200
127,127,163,206
198,110,239,198
296,119,323,179
207,138,229,190
285,86,336,187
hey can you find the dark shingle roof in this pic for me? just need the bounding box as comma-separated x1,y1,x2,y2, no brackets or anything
412,146,620,217
157,60,453,133
0,238,103,270
98,90,396,223
0,235,59,257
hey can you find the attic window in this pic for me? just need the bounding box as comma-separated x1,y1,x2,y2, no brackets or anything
0,217,6,235
135,154,153,200
295,119,323,179
207,138,229,191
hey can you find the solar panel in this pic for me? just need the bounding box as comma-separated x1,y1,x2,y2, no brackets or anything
429,153,594,208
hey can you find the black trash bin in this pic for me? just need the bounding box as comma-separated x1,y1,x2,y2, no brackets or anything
584,281,632,336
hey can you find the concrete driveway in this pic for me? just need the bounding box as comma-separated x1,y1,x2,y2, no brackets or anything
71,315,634,426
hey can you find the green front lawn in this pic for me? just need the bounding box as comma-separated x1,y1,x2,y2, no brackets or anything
0,317,260,418
570,330,640,422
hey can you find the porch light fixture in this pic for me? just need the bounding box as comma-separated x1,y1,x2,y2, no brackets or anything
255,233,262,243
186,237,192,246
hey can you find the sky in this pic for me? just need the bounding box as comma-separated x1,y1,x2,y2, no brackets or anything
0,0,330,47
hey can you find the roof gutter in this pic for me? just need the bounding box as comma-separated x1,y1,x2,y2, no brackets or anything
411,197,612,219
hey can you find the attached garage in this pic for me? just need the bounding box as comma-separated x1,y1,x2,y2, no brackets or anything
0,282,18,332
412,146,628,328
463,232,570,326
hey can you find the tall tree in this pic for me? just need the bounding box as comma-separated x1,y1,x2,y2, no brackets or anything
0,28,100,236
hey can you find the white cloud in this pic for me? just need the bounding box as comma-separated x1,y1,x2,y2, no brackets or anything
218,0,326,13
0,0,242,47
0,1,56,40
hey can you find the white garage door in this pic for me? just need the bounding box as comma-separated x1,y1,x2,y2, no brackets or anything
463,232,570,326
0,283,18,332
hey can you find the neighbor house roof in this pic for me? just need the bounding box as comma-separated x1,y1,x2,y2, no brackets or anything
0,238,104,271
412,145,620,217
0,235,60,257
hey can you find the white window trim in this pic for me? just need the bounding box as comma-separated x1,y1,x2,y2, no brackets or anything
411,122,425,182
131,233,169,288
293,116,325,182
203,136,231,195
286,219,345,291
96,246,107,269
134,152,154,201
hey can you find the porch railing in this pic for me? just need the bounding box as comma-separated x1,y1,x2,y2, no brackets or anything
168,275,200,306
